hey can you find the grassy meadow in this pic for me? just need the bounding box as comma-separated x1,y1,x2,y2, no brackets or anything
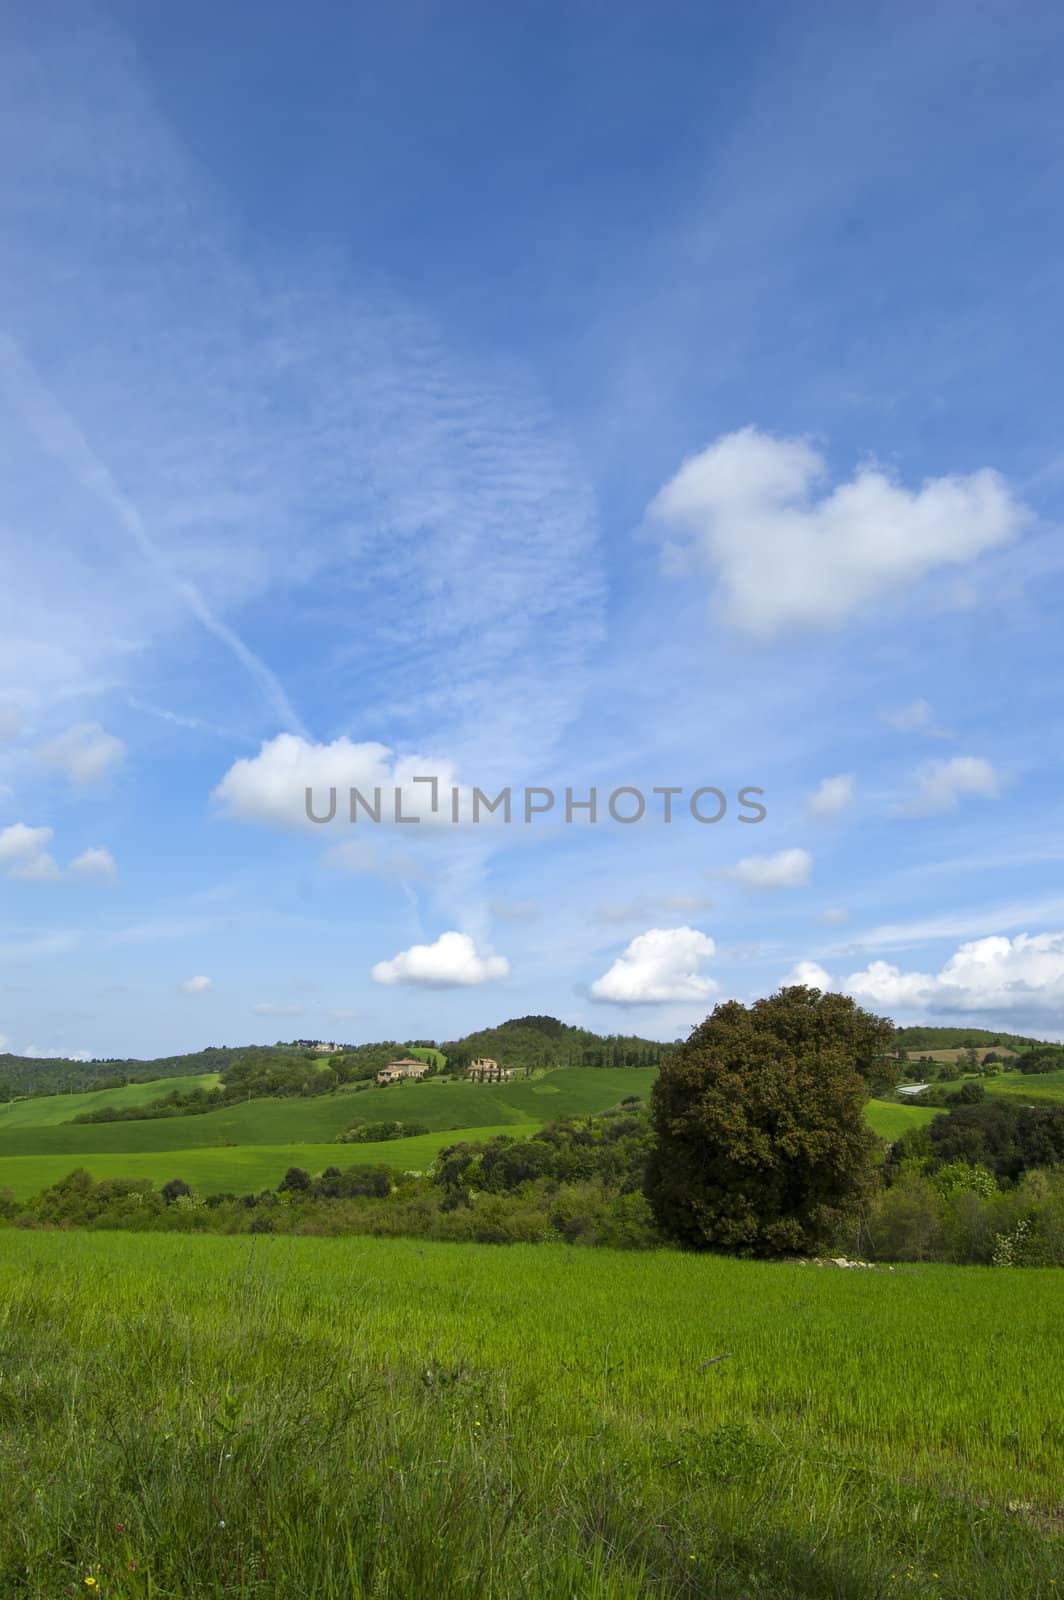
0,1074,223,1130
0,1125,536,1202
0,1077,1019,1203
0,1230,1061,1598
0,1067,657,1160
0,1069,659,1199
863,1099,940,1142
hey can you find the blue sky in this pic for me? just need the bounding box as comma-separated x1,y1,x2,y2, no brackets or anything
3,0,1064,1059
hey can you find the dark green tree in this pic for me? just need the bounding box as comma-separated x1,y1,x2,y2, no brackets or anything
644,987,885,1257
278,1165,311,1193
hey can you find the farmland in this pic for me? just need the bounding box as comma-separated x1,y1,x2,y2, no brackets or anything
0,1069,658,1199
863,1098,940,1142
0,1125,539,1202
0,1071,1033,1205
0,1230,1061,1598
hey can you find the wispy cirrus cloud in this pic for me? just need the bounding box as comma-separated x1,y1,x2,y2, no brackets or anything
0,10,603,773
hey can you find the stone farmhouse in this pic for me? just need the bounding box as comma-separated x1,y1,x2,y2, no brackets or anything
467,1057,513,1082
376,1058,430,1086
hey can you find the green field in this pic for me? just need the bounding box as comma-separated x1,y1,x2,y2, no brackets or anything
0,1074,968,1204
0,1124,540,1202
0,1067,658,1161
0,1230,1060,1598
983,1068,1064,1104
863,1098,941,1141
0,1074,222,1130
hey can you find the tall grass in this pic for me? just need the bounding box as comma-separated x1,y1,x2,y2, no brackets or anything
0,1233,1060,1597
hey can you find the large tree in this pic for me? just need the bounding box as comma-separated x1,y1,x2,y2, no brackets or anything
644,986,891,1256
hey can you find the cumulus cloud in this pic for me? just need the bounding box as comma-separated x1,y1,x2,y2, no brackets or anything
371,930,510,988
179,975,213,995
213,734,468,831
845,933,1064,1015
34,722,125,785
0,706,22,741
909,755,1002,814
817,906,849,925
648,427,1027,638
590,927,718,1005
69,847,117,882
785,960,833,989
0,822,60,881
727,848,812,890
806,774,855,820
0,825,117,883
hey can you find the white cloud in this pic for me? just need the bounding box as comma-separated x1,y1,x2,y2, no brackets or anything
784,959,833,989
910,755,1001,814
179,975,213,995
0,825,117,883
817,906,849,925
0,706,21,741
34,722,125,785
590,927,718,1005
214,734,467,832
727,848,812,890
69,847,117,882
371,930,510,988
21,1045,92,1061
648,427,1028,638
845,932,1064,1015
322,838,431,883
252,1002,304,1017
0,822,60,881
597,893,715,924
882,698,933,733
806,773,855,820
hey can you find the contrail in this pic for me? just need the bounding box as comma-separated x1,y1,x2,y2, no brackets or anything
0,331,308,738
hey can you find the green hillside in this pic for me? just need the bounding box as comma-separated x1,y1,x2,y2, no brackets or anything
864,1099,941,1141
0,1125,533,1202
0,1044,296,1098
0,1066,657,1164
0,1074,222,1130
893,1025,1050,1052
441,1014,671,1072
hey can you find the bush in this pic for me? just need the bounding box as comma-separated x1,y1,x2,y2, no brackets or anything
867,1174,944,1262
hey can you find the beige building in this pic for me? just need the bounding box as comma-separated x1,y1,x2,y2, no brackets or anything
376,1058,430,1086
467,1057,513,1082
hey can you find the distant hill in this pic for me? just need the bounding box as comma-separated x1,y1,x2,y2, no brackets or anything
0,1044,309,1101
893,1025,1050,1053
0,1017,671,1103
441,1016,673,1072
